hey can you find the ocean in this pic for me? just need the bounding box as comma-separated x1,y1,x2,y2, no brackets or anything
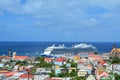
0,42,120,56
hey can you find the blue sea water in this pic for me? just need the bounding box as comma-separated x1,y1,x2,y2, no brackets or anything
0,42,120,56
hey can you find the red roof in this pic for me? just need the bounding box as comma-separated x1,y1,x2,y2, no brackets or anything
14,56,29,60
55,57,65,62
99,60,106,65
0,56,11,59
0,72,16,77
100,72,108,77
20,74,33,78
45,58,52,61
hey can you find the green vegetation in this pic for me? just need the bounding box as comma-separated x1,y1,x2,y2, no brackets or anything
30,67,36,74
111,56,120,64
61,64,67,68
49,69,56,77
71,62,77,67
16,61,27,66
114,73,120,80
35,57,52,68
94,52,98,55
58,69,77,77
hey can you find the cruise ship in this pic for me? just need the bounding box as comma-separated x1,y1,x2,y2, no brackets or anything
41,43,98,56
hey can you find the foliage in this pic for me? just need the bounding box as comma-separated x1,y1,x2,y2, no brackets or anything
71,62,77,67
111,56,120,64
30,67,36,74
16,61,27,66
49,69,56,77
35,57,44,61
56,69,78,78
114,73,120,80
94,52,98,55
61,64,67,68
69,69,77,76
35,57,52,68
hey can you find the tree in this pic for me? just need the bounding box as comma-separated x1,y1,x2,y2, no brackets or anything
69,69,77,77
114,73,120,80
94,52,98,55
49,69,56,77
112,56,120,64
71,62,77,67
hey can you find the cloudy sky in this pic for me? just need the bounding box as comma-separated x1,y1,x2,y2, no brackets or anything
0,0,120,42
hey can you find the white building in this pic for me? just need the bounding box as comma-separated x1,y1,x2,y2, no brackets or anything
113,64,120,75
34,75,49,80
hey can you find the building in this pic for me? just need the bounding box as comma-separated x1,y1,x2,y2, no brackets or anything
112,64,120,75
68,67,76,73
78,70,87,77
13,56,29,61
0,74,5,80
44,58,53,63
0,63,5,68
34,74,49,80
19,74,34,80
73,55,80,63
86,75,96,80
110,48,120,58
55,68,61,75
54,57,66,66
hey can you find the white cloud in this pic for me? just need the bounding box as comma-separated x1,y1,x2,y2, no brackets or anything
0,0,120,16
80,18,98,27
0,0,120,29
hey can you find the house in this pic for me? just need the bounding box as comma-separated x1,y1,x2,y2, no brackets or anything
78,64,93,75
73,55,80,63
34,74,50,80
4,72,16,77
0,71,16,78
13,56,29,61
0,63,5,68
97,71,108,80
68,67,76,73
66,63,71,68
0,56,11,63
54,57,66,66
19,74,34,80
0,74,5,80
44,58,53,63
19,66,26,71
110,48,120,58
3,76,18,80
87,75,96,80
79,53,89,58
102,53,110,60
55,65,60,69
84,64,93,74
78,57,89,64
1,58,10,63
36,68,46,74
78,70,87,77
77,62,85,69
13,71,27,78
55,68,61,75
0,69,8,73
112,64,120,75
49,77,63,80
89,55,103,61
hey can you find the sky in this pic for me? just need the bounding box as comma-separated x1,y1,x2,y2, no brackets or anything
0,0,120,42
